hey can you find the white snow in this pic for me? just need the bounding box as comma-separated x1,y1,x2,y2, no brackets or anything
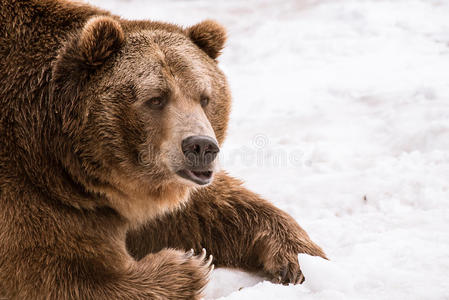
87,0,449,299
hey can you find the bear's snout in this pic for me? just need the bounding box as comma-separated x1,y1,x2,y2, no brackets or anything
175,135,219,185
182,135,219,168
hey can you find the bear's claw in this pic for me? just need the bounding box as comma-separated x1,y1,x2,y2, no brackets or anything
205,254,213,268
268,260,305,285
198,248,207,261
191,248,214,276
185,248,195,258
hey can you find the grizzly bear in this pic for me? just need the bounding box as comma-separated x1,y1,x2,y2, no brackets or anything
0,0,326,299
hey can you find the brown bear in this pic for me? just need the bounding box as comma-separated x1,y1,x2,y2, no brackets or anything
0,0,326,299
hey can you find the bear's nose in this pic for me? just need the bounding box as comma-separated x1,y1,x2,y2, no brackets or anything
182,135,219,168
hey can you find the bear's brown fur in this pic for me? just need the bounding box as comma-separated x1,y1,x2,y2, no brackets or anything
0,0,326,299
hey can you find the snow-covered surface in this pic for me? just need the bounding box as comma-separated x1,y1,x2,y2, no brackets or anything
87,0,449,299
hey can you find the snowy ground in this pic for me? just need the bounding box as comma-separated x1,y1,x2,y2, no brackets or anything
87,0,449,299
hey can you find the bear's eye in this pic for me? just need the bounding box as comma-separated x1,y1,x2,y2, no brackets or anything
200,96,210,108
146,97,166,110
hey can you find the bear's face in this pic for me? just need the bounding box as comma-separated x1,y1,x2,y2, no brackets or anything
51,17,230,223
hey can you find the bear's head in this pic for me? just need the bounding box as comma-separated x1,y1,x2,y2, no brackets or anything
50,16,230,223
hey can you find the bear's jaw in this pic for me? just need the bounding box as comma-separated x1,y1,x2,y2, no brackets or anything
100,172,192,226
111,186,190,227
176,169,213,185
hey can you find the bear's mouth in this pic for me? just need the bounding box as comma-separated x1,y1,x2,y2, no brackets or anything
176,169,213,185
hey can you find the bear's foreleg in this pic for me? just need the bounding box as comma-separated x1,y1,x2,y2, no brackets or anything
126,171,326,285
3,248,212,300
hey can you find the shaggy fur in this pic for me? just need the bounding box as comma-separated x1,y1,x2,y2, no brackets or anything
0,0,326,299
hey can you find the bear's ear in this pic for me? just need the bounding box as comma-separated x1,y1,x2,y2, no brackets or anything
75,16,125,68
51,16,124,95
50,16,124,132
187,20,227,59
54,16,124,77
